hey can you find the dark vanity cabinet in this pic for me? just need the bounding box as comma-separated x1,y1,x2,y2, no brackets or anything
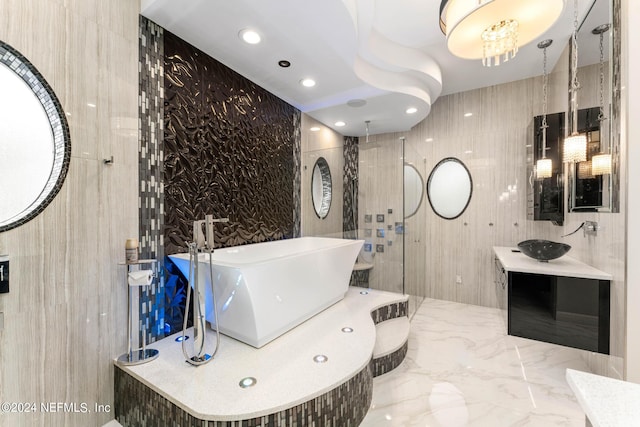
494,248,610,354
508,272,610,354
527,112,565,224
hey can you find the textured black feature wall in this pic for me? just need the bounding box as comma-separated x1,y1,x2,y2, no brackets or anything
163,31,300,255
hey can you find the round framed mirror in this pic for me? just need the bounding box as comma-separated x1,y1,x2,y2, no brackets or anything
0,41,71,232
427,157,472,220
404,163,424,218
311,157,332,219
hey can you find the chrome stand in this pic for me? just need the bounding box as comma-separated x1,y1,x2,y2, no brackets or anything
117,259,159,366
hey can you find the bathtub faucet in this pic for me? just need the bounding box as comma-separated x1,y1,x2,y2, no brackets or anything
193,215,229,251
183,215,228,366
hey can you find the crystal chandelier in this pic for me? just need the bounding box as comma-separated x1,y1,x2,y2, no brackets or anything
439,0,564,67
481,19,519,67
590,23,612,175
536,39,553,179
563,0,587,163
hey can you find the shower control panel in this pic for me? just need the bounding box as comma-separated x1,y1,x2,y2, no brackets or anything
0,255,8,294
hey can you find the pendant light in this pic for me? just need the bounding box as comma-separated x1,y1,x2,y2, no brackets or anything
438,0,564,67
591,24,612,175
563,0,587,163
536,39,553,179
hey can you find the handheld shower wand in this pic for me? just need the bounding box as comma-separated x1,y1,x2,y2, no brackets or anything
182,215,229,366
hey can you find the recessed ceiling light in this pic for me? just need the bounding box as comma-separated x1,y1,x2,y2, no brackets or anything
406,107,418,114
278,60,291,68
239,29,261,44
310,127,320,132
426,138,434,142
464,112,473,117
300,78,316,87
335,121,346,127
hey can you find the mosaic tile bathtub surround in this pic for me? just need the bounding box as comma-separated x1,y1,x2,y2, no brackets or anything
372,341,409,378
114,299,408,426
370,300,408,324
114,364,373,427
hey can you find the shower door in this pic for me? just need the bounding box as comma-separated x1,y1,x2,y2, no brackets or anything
356,135,404,295
402,140,427,316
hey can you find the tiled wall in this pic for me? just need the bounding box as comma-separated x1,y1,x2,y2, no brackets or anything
343,136,359,240
163,31,300,255
138,16,165,344
0,1,139,426
300,115,345,238
398,36,624,379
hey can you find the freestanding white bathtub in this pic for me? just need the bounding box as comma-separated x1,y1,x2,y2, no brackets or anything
169,237,363,348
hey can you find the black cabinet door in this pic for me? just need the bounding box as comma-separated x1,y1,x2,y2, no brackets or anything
508,272,609,354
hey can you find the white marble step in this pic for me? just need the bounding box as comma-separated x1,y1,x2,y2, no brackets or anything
373,316,410,359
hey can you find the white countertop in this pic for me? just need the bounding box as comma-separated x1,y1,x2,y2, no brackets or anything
493,246,612,280
566,369,640,426
117,287,408,421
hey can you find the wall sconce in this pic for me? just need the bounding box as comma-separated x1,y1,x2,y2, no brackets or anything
591,154,611,175
536,39,553,179
438,0,564,67
563,0,587,163
577,161,594,179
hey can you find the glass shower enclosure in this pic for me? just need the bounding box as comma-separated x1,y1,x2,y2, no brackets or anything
356,134,426,316
300,122,426,317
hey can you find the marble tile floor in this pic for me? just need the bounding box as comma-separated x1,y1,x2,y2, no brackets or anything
361,297,589,427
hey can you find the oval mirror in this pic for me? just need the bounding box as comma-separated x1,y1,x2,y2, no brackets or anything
0,42,71,232
427,157,472,220
311,157,332,219
404,163,424,218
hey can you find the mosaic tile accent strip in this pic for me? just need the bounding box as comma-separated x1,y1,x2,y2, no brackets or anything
114,364,373,427
372,340,409,377
350,270,370,288
292,111,302,238
343,136,359,240
344,136,362,287
370,301,409,325
138,16,165,344
163,31,299,255
0,41,71,233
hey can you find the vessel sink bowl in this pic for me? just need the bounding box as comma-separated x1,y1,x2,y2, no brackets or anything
517,240,571,262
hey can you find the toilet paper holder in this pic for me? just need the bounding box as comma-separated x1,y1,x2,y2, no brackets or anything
117,259,160,366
